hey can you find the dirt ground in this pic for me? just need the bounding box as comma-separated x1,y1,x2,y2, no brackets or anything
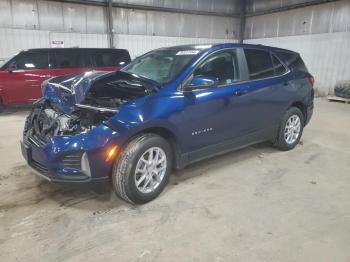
0,98,349,262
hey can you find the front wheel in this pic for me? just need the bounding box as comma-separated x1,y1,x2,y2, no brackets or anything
273,107,304,151
112,134,172,204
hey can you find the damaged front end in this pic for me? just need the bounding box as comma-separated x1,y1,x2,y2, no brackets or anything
24,71,159,143
23,98,117,145
22,71,160,182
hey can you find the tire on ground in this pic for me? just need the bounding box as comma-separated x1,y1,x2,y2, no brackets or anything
0,97,4,113
273,107,304,151
334,80,350,99
112,133,172,204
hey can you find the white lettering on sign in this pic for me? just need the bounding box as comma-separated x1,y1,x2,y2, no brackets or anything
176,50,200,56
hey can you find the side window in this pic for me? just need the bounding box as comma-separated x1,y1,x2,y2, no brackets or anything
194,50,239,86
276,51,308,72
15,51,49,70
244,49,274,80
92,50,131,67
52,50,84,69
272,55,287,76
292,57,308,72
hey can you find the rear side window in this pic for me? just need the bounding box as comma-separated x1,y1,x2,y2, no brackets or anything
292,57,308,72
244,49,275,80
277,51,308,72
272,55,287,76
92,49,131,67
15,51,49,70
52,50,87,69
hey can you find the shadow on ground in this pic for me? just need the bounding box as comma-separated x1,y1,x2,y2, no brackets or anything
0,141,283,213
0,105,31,116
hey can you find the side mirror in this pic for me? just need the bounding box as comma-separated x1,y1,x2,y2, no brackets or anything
184,75,218,91
7,62,17,72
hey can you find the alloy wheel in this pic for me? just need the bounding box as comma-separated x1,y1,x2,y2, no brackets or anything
284,114,301,144
134,147,167,194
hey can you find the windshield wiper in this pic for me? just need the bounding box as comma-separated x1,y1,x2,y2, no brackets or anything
119,71,161,93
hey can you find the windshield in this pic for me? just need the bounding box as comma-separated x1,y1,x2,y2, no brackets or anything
122,49,202,84
0,58,10,68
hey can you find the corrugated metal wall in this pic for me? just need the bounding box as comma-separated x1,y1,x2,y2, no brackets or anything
244,0,350,96
245,32,350,96
115,34,234,58
245,0,350,39
0,28,234,61
112,8,237,39
0,28,109,61
0,0,239,63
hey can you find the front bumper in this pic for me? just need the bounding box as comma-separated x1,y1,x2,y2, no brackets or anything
21,124,120,183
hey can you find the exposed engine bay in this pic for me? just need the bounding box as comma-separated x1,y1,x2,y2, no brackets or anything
24,99,121,143
24,71,160,143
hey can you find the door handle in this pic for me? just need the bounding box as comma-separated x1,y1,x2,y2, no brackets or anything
234,89,248,96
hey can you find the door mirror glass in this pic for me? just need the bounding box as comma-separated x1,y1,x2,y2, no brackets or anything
184,75,218,91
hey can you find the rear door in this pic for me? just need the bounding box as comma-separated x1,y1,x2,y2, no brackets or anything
91,49,131,71
3,50,51,104
240,48,292,132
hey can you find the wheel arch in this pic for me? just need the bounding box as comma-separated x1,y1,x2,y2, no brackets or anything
122,126,184,170
289,101,307,125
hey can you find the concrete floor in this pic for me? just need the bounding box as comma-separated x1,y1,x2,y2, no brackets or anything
0,98,349,262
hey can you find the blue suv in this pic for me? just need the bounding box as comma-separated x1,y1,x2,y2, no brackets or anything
21,43,314,204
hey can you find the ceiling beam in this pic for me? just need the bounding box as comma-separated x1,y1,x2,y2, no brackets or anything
245,0,343,17
239,0,246,43
111,2,240,18
45,0,106,7
106,0,114,48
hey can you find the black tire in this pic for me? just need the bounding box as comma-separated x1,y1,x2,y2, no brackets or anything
0,97,4,113
112,134,172,204
334,81,350,99
273,107,304,151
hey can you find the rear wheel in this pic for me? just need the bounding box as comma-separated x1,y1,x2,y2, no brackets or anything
273,107,304,151
112,134,172,204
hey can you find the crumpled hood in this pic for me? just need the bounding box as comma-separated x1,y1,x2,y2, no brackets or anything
42,71,161,114
42,71,112,113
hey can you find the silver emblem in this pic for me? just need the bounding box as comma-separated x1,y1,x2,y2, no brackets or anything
191,127,213,136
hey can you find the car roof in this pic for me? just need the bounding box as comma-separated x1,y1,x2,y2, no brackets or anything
23,47,129,52
159,43,297,54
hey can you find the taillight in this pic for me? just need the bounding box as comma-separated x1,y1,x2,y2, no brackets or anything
308,74,315,86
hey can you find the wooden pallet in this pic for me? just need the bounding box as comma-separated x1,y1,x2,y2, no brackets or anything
327,95,350,104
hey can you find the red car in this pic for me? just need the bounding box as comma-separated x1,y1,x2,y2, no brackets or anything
0,48,131,111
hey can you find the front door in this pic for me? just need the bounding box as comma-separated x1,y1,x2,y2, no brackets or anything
180,49,246,152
